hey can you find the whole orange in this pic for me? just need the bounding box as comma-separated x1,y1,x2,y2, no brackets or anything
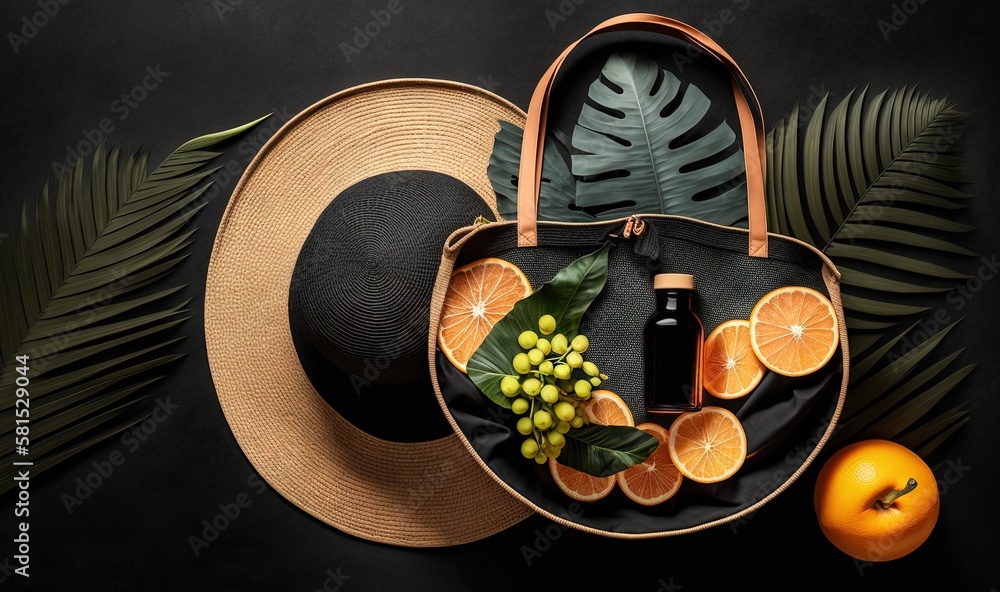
813,439,939,562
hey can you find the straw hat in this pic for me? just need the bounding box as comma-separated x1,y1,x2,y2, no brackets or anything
204,79,534,547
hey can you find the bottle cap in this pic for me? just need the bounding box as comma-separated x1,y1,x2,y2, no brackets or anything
653,273,694,291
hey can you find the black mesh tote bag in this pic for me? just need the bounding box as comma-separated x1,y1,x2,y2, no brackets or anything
428,13,850,538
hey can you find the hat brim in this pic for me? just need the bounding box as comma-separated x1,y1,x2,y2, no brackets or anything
204,79,534,547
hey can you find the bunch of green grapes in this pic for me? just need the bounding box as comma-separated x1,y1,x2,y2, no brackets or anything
499,314,609,464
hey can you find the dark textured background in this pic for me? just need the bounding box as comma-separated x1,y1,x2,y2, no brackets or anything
1,1,998,590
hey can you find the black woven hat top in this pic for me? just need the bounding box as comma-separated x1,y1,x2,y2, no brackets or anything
288,169,492,384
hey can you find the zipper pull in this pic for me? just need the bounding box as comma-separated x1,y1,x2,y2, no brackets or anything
607,214,643,242
627,216,646,238
605,215,659,265
630,215,660,264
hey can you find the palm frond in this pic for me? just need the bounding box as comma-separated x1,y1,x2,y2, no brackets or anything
766,86,977,457
767,86,975,334
0,115,268,494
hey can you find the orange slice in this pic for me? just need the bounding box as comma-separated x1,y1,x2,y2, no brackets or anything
582,390,634,427
667,406,747,484
616,423,683,506
748,285,839,377
549,459,617,502
437,257,532,373
703,319,766,399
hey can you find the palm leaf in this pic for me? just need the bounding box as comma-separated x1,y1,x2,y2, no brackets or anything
767,85,975,337
0,115,268,494
766,86,976,457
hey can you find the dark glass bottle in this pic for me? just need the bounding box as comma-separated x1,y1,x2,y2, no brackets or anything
644,273,703,414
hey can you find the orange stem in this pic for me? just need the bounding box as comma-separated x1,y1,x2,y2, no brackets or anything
876,478,918,509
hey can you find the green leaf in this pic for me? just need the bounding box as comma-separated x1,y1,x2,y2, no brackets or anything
766,86,976,340
838,267,952,294
860,364,975,441
833,349,964,445
571,51,746,223
488,121,589,222
766,87,976,450
0,115,267,494
842,319,960,418
898,401,969,453
559,424,658,477
916,415,970,459
467,244,611,408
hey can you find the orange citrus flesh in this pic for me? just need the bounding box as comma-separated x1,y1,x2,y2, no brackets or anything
549,460,617,502
667,406,747,484
748,286,839,377
703,319,766,399
437,257,531,373
582,390,635,427
550,390,634,501
814,439,940,562
616,423,683,506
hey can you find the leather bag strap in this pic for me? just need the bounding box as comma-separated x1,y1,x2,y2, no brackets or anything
515,13,769,257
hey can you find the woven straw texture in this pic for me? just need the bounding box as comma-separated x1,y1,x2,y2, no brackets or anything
204,79,533,547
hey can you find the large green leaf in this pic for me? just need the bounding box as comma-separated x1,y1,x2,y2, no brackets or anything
488,121,589,222
766,86,976,458
766,86,975,339
0,115,268,494
571,51,747,223
467,244,611,407
560,424,658,478
487,51,747,224
465,244,656,477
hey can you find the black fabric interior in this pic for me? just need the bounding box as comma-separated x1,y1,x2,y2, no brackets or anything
436,216,845,534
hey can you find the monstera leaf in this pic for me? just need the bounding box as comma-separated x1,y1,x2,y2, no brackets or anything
0,116,267,493
571,51,747,222
765,86,976,458
488,121,588,221
487,51,747,224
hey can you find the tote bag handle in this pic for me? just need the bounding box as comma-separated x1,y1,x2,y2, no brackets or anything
516,13,769,257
